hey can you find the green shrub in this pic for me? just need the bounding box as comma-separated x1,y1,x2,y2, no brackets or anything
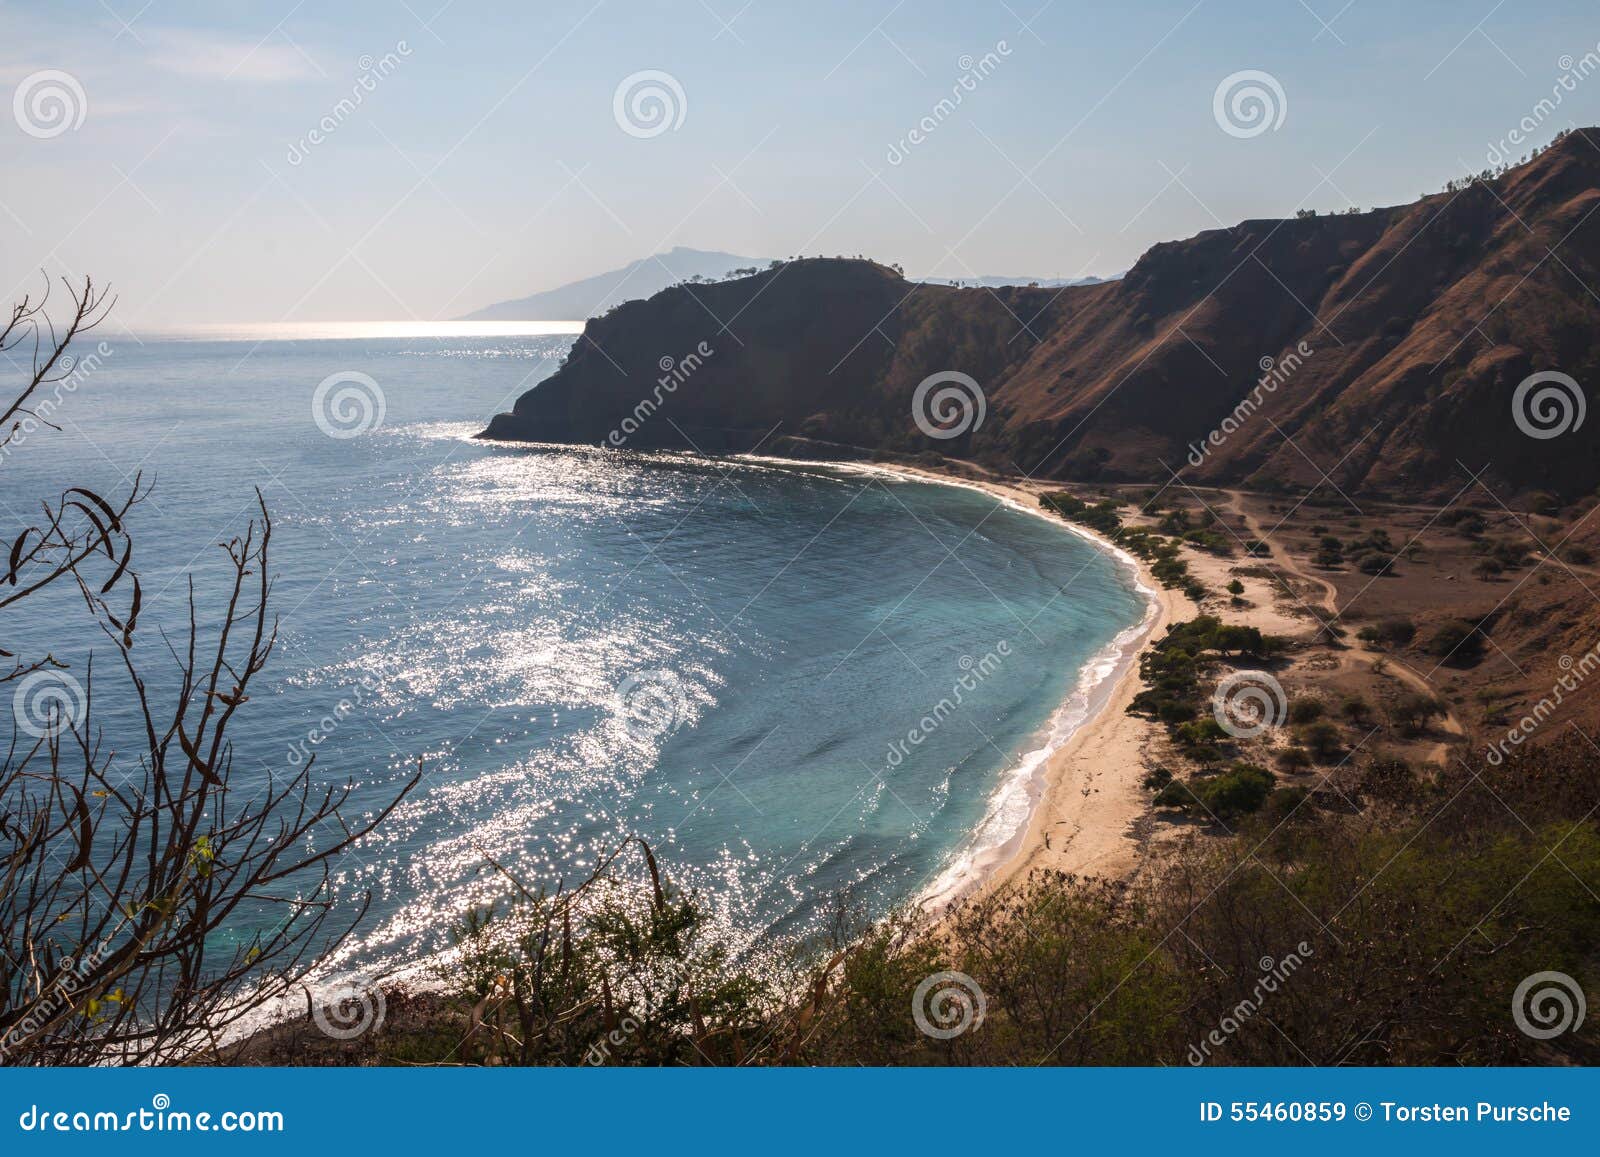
1296,721,1344,762
1339,695,1373,724
802,736,1600,1067
1194,763,1276,819
1275,746,1313,771
1357,617,1415,648
1260,785,1311,826
1426,619,1484,663
1391,691,1444,736
1153,779,1196,809
1287,696,1324,724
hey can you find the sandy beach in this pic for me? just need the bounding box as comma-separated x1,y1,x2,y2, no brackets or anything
851,463,1196,907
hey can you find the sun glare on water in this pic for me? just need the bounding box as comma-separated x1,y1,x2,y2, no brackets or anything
140,319,586,342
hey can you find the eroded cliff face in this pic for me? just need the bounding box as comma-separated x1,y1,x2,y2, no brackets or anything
483,132,1600,502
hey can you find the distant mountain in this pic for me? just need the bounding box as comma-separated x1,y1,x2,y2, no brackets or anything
464,248,771,321
480,130,1600,504
466,247,1115,320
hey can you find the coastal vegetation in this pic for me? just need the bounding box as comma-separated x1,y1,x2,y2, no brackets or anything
1039,492,1210,601
240,733,1600,1067
1126,616,1277,738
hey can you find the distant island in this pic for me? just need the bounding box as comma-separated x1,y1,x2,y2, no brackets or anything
464,247,771,321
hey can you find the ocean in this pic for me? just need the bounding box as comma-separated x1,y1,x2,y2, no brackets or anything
2,324,1149,979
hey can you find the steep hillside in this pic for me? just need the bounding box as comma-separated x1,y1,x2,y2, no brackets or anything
481,131,1600,503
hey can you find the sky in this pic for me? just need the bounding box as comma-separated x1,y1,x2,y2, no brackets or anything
2,0,1599,328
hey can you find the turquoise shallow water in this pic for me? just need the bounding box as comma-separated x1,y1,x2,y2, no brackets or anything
2,331,1147,973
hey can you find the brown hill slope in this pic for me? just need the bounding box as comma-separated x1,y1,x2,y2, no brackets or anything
481,130,1600,503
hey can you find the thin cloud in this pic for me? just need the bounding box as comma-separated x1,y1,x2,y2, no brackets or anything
143,28,321,83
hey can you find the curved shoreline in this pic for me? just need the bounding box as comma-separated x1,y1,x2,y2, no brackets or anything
752,457,1187,911
500,446,1180,911
231,451,1183,1051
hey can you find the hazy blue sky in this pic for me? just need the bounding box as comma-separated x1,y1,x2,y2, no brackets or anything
3,0,1598,326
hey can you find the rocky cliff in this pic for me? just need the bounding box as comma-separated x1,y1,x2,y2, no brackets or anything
482,131,1600,502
